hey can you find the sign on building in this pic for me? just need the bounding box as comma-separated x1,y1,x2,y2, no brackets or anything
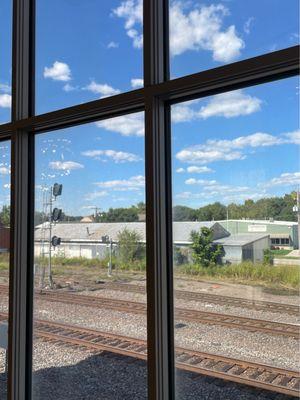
248,224,267,233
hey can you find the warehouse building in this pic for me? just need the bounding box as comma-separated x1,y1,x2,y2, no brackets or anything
34,221,230,259
218,219,298,249
213,233,270,264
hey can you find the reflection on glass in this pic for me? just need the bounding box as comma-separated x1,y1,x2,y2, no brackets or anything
0,141,11,398
171,78,300,398
33,114,147,399
169,0,299,78
0,0,12,124
36,0,143,114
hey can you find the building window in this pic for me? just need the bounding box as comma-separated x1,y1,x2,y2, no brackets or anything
1,1,299,399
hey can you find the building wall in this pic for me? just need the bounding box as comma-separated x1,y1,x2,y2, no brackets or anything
219,221,298,249
253,236,269,262
221,245,243,264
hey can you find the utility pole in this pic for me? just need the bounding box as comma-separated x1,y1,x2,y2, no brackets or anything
293,188,300,251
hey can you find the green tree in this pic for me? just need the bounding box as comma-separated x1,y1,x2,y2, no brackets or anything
0,205,10,226
173,205,198,221
117,228,144,266
190,227,223,267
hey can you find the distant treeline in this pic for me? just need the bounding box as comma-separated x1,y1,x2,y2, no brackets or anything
0,192,296,226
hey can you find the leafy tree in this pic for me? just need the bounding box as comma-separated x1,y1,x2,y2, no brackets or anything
117,228,144,266
0,205,10,226
190,227,223,267
197,202,226,221
173,205,198,221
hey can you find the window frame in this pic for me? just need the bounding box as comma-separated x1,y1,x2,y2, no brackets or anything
1,0,299,399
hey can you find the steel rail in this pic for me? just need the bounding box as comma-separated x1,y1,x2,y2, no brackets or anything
0,312,298,397
0,284,299,338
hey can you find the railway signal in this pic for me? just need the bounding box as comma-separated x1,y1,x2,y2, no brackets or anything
52,207,62,222
51,236,61,247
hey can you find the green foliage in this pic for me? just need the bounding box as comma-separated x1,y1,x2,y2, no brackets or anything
263,249,274,265
96,207,139,222
197,202,226,221
0,205,10,226
177,262,300,289
173,206,198,221
117,228,145,267
173,246,188,265
190,227,223,267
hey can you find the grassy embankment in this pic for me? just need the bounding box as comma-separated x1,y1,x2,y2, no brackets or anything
176,262,300,290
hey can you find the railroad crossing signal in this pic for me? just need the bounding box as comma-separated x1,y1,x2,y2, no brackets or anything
53,183,63,198
51,236,61,247
52,207,62,222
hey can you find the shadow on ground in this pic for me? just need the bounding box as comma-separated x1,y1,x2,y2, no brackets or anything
0,352,296,400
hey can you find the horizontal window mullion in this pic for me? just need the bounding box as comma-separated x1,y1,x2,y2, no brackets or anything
149,46,300,103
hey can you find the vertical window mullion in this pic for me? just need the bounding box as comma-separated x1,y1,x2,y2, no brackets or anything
144,1,174,399
8,0,35,399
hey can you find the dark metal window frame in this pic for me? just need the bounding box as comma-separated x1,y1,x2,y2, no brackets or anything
1,0,299,399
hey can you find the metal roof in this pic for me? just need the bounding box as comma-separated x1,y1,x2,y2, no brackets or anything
35,221,226,243
217,219,297,226
213,233,269,247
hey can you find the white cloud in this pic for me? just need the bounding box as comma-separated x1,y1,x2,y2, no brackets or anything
49,161,84,171
84,191,109,201
94,175,145,191
265,172,300,188
177,147,244,165
84,81,121,98
244,17,254,34
172,103,198,123
0,84,11,94
284,129,300,145
63,83,78,92
113,1,244,62
198,90,262,119
0,94,11,108
44,61,72,81
176,167,185,173
0,167,10,175
107,41,119,48
176,130,297,165
187,166,214,173
131,78,143,88
96,112,144,137
171,90,261,123
113,0,143,48
82,149,141,163
185,178,218,186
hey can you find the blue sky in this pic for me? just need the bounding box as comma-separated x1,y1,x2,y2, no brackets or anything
0,0,299,214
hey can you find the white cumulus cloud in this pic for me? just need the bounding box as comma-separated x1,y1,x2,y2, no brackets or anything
94,175,145,191
265,172,300,188
198,90,262,119
96,112,144,137
113,1,244,63
49,161,84,171
82,149,141,163
44,61,72,81
187,166,214,173
107,41,119,48
0,94,11,108
131,78,144,88
176,130,297,165
84,81,121,98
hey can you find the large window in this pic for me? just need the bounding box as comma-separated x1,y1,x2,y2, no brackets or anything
1,1,299,399
0,141,11,398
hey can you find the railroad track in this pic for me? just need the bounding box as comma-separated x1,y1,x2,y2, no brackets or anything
103,282,300,316
0,284,299,338
0,312,298,397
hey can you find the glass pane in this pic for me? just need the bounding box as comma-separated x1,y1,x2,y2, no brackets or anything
171,77,300,398
0,0,12,124
169,0,299,78
36,0,143,114
0,141,11,397
33,113,147,399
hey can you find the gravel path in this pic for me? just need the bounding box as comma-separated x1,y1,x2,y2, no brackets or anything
1,342,294,400
32,298,300,371
80,289,300,325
